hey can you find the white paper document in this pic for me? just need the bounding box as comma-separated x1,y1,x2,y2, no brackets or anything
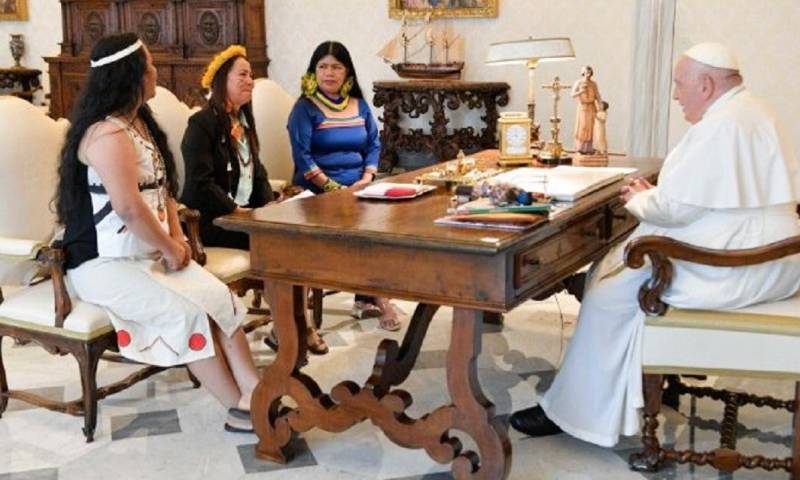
491,166,638,201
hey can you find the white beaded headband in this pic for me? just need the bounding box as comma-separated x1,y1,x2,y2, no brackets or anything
90,40,144,68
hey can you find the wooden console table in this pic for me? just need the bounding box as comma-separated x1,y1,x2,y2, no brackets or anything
218,151,661,479
373,80,509,172
0,67,41,103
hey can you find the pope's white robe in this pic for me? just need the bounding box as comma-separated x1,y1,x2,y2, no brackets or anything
538,85,800,447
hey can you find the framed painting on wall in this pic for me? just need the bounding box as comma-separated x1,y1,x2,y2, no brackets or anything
0,0,28,21
389,0,498,19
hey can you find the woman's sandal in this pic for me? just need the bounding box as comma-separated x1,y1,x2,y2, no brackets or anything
224,407,254,434
375,298,402,332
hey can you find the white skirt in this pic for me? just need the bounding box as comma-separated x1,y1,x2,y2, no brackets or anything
68,257,246,367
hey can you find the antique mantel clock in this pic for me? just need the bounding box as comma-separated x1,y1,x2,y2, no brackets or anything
497,112,533,166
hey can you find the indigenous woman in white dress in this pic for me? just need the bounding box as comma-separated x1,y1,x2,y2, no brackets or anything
57,33,258,433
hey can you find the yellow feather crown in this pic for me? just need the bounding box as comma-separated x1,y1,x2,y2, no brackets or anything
201,45,247,89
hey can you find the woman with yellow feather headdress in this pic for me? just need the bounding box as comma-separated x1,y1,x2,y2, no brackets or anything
181,45,329,355
181,45,273,250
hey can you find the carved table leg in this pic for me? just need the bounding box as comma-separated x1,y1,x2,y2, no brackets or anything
446,307,511,480
630,374,664,472
366,303,439,396
252,281,310,463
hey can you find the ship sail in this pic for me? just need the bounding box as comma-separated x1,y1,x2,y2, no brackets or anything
376,15,465,79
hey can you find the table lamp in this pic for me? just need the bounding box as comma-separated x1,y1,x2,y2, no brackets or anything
486,37,575,145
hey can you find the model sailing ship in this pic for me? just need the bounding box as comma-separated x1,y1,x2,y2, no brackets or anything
377,16,464,79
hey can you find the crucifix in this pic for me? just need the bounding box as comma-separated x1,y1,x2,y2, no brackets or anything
540,76,571,162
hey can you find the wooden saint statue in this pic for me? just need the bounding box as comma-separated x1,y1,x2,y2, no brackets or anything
571,65,603,154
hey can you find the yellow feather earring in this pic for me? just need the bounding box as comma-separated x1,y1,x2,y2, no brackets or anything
340,76,354,98
301,72,318,97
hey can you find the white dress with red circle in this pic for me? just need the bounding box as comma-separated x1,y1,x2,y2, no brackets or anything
67,117,246,367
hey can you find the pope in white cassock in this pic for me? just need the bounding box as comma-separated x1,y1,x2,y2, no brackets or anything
510,42,800,447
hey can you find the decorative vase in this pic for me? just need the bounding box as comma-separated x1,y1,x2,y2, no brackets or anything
9,34,24,67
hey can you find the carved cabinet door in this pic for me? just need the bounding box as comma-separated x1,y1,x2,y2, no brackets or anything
184,0,239,57
119,0,182,57
66,1,113,56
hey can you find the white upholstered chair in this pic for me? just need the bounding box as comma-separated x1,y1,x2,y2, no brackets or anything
0,97,174,442
251,78,295,193
625,235,800,478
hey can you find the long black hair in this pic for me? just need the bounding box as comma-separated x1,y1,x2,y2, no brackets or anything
304,41,364,99
206,53,259,159
55,32,178,223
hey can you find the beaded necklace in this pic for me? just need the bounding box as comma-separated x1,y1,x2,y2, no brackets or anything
230,111,252,166
128,117,168,222
314,90,349,112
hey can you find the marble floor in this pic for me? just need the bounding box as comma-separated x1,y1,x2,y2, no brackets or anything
0,292,795,479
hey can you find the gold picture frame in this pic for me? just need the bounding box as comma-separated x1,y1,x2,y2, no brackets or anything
389,0,498,19
0,0,28,21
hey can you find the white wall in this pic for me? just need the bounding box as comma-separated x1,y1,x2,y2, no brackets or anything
267,0,637,155
2,0,798,161
0,0,62,104
669,0,800,158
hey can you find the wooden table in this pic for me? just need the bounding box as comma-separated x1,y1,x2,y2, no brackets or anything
373,80,509,172
218,151,661,479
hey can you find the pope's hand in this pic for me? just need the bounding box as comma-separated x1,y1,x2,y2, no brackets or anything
620,177,653,203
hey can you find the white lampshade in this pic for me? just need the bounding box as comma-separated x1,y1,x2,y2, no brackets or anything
486,37,575,65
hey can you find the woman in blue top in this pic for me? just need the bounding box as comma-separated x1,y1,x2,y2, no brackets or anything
287,41,401,331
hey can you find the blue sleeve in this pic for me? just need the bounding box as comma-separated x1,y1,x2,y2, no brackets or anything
287,100,322,181
360,98,381,173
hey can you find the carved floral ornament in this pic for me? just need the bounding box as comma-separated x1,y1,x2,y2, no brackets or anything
388,0,497,19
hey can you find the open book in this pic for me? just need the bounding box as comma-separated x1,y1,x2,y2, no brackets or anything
490,166,637,202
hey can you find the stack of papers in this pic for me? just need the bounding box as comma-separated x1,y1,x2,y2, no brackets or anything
491,166,637,201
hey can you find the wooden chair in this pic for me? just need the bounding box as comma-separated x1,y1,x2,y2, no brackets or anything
625,234,800,478
0,97,178,442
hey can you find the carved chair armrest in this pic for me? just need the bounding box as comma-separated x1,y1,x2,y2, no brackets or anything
624,234,800,316
177,205,207,266
35,242,72,328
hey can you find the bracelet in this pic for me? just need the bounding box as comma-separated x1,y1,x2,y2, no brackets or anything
322,179,342,192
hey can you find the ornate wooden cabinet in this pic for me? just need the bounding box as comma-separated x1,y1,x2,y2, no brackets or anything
45,0,268,119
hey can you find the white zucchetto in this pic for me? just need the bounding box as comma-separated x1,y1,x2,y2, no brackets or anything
684,42,739,70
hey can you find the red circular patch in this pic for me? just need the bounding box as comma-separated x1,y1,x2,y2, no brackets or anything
188,333,207,351
117,330,131,347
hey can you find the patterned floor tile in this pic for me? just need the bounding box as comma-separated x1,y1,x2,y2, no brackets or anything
0,468,58,480
2,293,797,480
237,438,317,474
110,409,181,441
412,350,447,370
385,472,453,480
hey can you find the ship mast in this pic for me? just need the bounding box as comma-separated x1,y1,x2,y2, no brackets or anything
400,16,409,63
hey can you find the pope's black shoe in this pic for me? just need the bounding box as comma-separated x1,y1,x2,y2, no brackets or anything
509,405,563,437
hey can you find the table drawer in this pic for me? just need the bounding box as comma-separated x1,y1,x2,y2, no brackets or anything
514,210,606,289
608,201,639,243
